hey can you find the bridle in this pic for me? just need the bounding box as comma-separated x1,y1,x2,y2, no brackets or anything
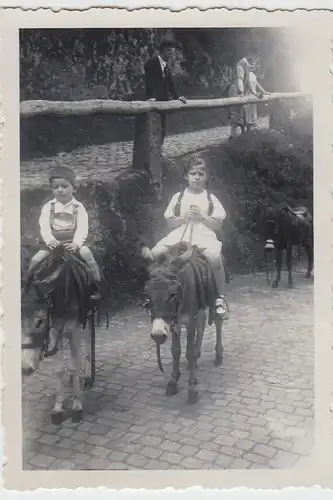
21,251,86,359
143,276,184,374
143,277,183,325
142,218,195,373
21,308,61,360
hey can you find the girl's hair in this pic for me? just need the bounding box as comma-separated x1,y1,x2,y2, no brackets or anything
184,154,208,175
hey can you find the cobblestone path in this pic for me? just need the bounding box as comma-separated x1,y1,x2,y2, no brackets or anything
22,268,314,471
20,117,269,189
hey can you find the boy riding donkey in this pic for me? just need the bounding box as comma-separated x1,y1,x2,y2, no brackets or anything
24,166,103,303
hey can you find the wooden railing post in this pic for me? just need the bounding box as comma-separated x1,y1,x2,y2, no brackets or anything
132,112,163,194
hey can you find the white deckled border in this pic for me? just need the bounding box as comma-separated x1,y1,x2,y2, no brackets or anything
0,27,5,486
0,6,332,493
0,0,332,12
330,36,333,428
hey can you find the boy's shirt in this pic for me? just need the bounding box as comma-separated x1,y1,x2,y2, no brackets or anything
39,197,88,248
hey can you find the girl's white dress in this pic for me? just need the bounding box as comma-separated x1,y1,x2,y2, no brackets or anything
155,188,226,255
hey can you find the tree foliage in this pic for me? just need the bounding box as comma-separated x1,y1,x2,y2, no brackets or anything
20,28,298,102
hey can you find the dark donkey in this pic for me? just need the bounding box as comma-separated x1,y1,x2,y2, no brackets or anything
143,242,225,404
21,246,106,424
264,205,313,288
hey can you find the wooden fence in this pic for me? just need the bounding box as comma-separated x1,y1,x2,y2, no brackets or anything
20,92,310,193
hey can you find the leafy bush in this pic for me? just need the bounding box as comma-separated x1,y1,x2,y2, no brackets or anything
199,126,313,272
20,28,295,102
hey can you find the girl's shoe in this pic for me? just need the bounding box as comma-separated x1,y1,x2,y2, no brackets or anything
215,295,229,320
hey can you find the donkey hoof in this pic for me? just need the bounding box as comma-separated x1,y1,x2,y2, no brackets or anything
271,282,279,289
166,382,178,396
71,409,83,423
51,411,64,426
305,272,311,279
215,354,223,366
288,282,294,288
188,389,198,405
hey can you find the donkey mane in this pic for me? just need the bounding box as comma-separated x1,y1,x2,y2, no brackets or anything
148,242,197,283
31,248,93,328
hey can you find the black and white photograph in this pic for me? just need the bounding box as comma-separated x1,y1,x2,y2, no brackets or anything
17,25,315,473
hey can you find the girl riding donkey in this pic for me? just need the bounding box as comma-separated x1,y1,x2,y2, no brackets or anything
25,166,102,302
145,154,229,320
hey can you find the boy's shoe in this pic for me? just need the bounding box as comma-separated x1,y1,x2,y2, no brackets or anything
215,295,229,320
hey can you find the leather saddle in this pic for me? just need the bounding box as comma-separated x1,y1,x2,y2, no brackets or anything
284,205,312,224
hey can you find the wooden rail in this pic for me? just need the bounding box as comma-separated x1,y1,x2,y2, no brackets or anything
20,92,310,195
20,92,308,118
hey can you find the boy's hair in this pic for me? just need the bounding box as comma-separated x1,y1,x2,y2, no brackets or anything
49,166,76,186
184,154,208,175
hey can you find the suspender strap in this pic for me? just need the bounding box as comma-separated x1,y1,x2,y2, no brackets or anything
49,201,79,229
207,191,213,217
173,191,184,217
50,201,55,219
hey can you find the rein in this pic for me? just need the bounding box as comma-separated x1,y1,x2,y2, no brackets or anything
179,219,194,246
144,274,184,374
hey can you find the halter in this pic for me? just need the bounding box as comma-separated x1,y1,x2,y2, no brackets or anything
143,275,184,374
21,308,56,359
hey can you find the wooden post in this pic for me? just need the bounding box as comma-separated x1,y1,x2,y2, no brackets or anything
132,112,163,195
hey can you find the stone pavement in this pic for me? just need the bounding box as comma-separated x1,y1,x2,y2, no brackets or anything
20,117,269,189
22,268,314,471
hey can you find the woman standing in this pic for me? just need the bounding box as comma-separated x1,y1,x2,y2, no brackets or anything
244,64,270,131
228,55,256,138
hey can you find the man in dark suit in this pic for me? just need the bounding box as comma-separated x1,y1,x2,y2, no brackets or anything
144,39,186,144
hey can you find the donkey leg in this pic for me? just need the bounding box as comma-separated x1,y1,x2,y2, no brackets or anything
81,323,92,389
186,324,198,404
69,326,84,421
272,249,282,288
51,337,66,425
304,243,313,279
214,316,223,366
166,329,181,397
286,245,293,287
195,310,206,365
